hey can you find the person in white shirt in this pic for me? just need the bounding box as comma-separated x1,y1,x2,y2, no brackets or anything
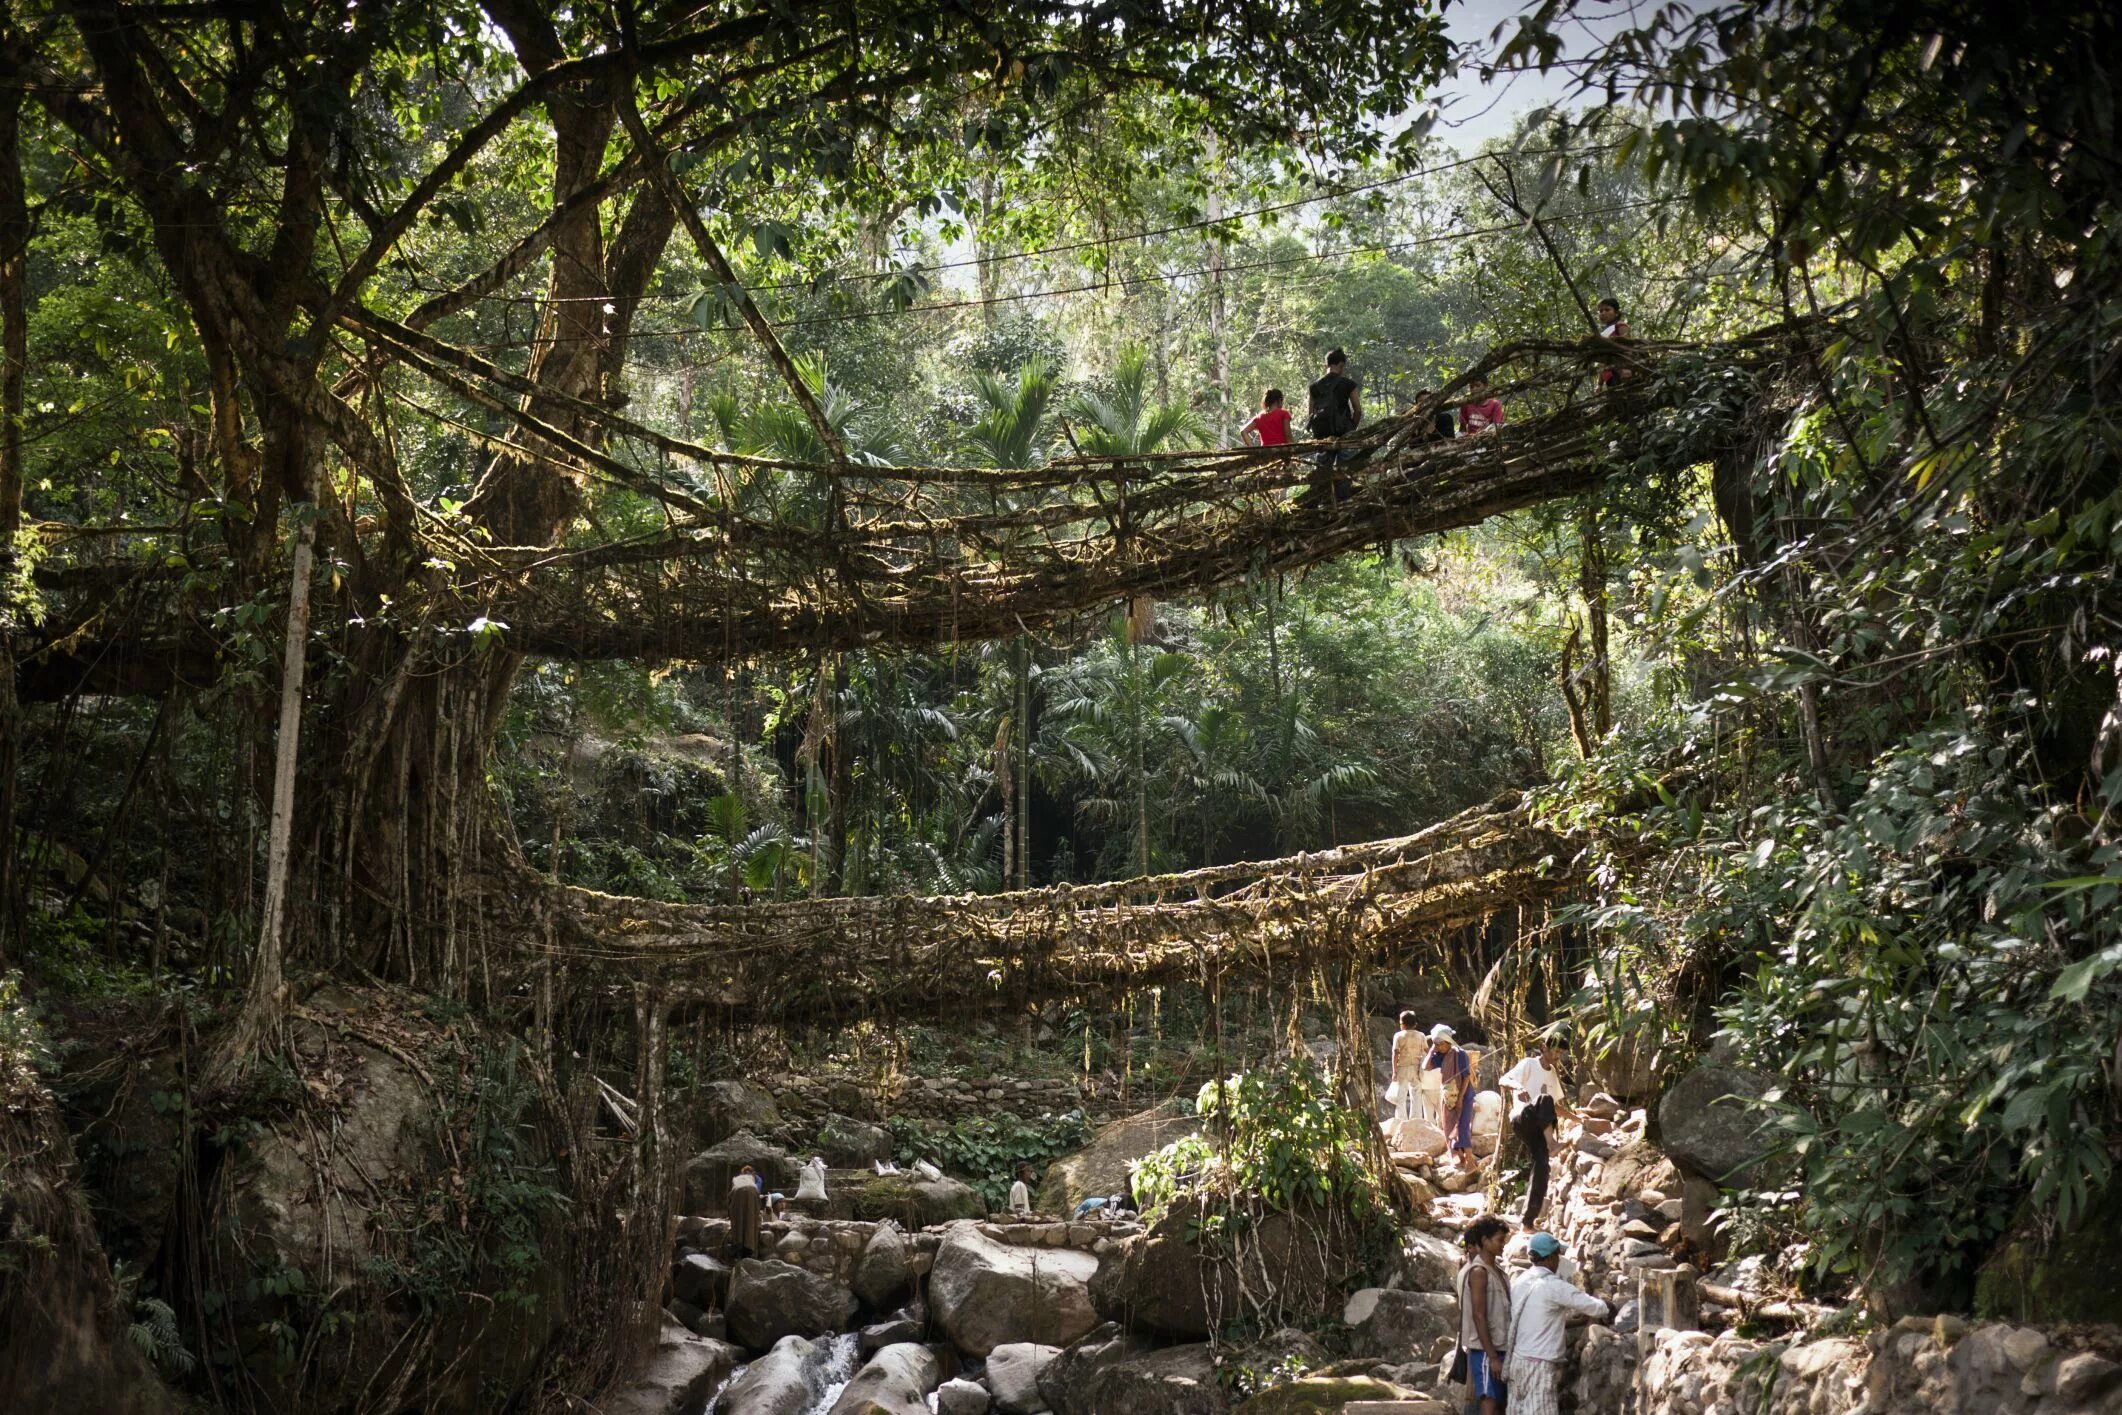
1507,1233,1610,1415
1387,1010,1434,1124
1008,1163,1034,1215
1500,1034,1574,1223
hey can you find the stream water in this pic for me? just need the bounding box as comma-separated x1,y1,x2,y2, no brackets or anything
702,1330,862,1415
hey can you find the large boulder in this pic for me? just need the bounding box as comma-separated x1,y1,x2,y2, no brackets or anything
1589,1034,1659,1101
686,1131,800,1212
672,1251,731,1309
726,1259,857,1351
1037,1103,1197,1214
1392,1230,1463,1295
930,1221,1101,1356
826,1341,939,1415
815,1113,892,1168
935,1376,992,1415
202,993,572,1412
1092,1198,1376,1339
1340,1288,1457,1361
852,1221,913,1307
1976,1183,2122,1326
699,1080,785,1146
835,1171,987,1227
1046,1342,1226,1415
1036,1326,1147,1415
598,1318,742,1415
717,1334,820,1415
986,1342,1062,1414
1657,1064,1775,1185
1381,1117,1446,1159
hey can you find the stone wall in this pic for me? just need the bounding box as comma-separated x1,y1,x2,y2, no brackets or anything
1536,1098,2122,1415
765,1072,1084,1122
1573,1316,2122,1415
673,1213,1139,1288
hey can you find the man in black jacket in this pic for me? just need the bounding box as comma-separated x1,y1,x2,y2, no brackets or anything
1302,347,1363,502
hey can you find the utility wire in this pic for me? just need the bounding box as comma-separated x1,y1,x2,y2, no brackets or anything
405,142,1630,308
443,195,1680,349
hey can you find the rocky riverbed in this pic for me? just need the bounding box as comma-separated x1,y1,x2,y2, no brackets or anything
600,1056,2122,1415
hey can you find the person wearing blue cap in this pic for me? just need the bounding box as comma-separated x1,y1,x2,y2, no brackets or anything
1507,1232,1610,1415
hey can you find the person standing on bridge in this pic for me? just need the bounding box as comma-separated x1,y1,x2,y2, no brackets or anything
1596,297,1635,387
1459,373,1505,436
1240,388,1294,447
1302,347,1364,502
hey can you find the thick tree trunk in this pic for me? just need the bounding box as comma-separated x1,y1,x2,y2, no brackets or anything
328,53,677,985
1016,640,1032,889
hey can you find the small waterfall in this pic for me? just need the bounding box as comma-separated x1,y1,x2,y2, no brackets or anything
801,1332,863,1413
703,1330,864,1415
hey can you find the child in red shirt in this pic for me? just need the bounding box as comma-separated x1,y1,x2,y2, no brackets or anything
1458,374,1504,435
1241,388,1294,446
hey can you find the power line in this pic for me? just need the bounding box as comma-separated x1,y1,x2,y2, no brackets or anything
439,196,1681,349
405,142,1629,309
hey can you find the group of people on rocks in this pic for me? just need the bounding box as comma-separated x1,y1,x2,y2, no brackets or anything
1388,1016,1572,1225
1456,1217,1611,1415
1407,1017,1612,1414
1238,299,1636,500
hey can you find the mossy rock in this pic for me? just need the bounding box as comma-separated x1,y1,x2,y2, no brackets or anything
1975,1183,2122,1325
833,1170,985,1226
1234,1376,1426,1414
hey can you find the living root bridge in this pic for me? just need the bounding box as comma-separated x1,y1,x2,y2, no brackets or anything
22,330,1805,693
544,791,1586,1022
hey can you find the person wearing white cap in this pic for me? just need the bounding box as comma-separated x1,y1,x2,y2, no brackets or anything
1424,1024,1474,1162
1507,1233,1610,1415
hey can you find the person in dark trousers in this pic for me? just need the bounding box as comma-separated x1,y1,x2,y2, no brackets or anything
1302,347,1363,501
1502,1034,1574,1224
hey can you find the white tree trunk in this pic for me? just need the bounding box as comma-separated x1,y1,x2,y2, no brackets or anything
215,514,316,1076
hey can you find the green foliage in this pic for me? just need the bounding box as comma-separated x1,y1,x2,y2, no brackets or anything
0,972,55,1102
1132,1060,1386,1226
18,908,160,999
884,1109,1091,1209
365,1044,565,1312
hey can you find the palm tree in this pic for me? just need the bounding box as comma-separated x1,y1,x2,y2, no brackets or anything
1061,347,1209,859
965,356,1060,888
966,355,1059,471
1062,346,1207,458
703,355,898,527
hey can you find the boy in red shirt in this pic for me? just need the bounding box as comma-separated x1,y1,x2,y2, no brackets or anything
1240,388,1293,446
1458,374,1504,435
